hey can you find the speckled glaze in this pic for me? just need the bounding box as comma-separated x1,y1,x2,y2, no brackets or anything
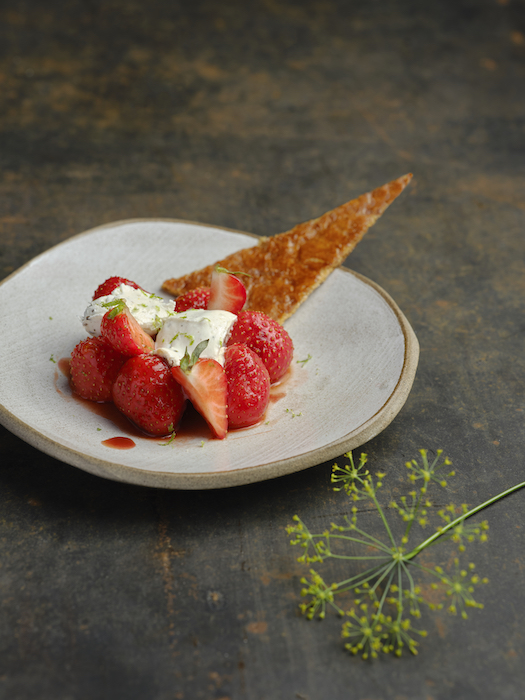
0,220,419,489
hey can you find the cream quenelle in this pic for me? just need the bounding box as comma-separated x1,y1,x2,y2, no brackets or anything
154,309,237,367
82,284,176,337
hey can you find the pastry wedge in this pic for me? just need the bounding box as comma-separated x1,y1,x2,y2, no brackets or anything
162,173,412,323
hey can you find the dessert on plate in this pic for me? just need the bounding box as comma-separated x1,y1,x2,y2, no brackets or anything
69,174,412,442
72,268,294,440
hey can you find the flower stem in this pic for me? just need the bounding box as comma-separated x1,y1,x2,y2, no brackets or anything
405,480,525,560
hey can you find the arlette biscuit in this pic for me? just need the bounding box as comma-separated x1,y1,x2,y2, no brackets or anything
162,173,412,323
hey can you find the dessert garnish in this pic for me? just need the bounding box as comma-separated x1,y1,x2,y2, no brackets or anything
162,174,412,323
286,448,525,659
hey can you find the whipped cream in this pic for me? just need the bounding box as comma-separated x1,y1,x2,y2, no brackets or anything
154,309,237,367
82,284,176,337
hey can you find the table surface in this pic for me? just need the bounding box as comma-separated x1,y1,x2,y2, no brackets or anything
1,1,524,698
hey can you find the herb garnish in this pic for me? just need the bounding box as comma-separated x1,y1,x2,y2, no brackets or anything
286,449,525,659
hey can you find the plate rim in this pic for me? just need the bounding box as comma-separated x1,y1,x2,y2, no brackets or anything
0,218,419,490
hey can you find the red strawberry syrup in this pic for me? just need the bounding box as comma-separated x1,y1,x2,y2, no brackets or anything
55,355,297,447
56,357,215,447
268,364,293,404
101,437,136,450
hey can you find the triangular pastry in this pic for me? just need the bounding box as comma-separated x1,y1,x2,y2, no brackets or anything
162,173,412,323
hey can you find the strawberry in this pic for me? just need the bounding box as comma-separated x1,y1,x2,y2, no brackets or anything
175,287,211,312
70,336,127,402
224,344,270,429
93,276,143,300
171,340,228,439
207,266,247,314
112,355,186,436
227,310,294,383
100,300,155,356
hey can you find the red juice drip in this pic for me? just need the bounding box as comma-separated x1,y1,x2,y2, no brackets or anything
102,437,136,450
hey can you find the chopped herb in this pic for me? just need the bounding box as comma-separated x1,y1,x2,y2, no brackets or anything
168,332,196,346
101,298,127,318
160,433,177,446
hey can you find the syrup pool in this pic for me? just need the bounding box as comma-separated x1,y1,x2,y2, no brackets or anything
56,354,297,449
101,437,136,450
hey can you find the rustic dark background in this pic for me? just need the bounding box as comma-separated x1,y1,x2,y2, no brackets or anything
1,1,524,698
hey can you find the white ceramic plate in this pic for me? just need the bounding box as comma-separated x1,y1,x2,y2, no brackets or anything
0,220,419,489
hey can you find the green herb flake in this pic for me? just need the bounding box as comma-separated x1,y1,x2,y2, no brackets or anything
152,315,164,331
159,432,177,446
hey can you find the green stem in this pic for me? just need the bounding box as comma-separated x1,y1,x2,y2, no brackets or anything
326,531,392,554
403,490,424,541
401,559,416,595
370,560,397,594
335,562,391,592
405,480,525,561
407,560,445,579
341,524,394,553
370,491,397,548
375,567,396,617
396,564,403,621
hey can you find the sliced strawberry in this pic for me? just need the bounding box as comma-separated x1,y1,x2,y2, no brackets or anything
175,287,211,312
70,336,127,402
100,300,155,357
224,344,270,429
207,266,247,314
227,310,294,384
93,276,143,300
171,340,228,439
112,355,186,436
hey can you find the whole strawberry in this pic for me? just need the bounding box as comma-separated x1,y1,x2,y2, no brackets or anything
175,287,211,312
227,310,294,384
224,344,270,429
112,355,186,436
93,276,143,300
70,337,127,402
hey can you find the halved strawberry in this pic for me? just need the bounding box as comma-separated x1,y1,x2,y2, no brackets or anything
70,336,127,402
175,287,211,312
93,276,143,300
100,300,155,356
227,310,294,383
207,266,247,314
112,355,186,436
171,340,228,439
224,344,270,429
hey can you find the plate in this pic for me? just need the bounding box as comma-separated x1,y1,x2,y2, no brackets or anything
0,219,419,489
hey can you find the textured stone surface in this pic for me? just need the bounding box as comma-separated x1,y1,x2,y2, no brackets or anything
1,1,524,698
